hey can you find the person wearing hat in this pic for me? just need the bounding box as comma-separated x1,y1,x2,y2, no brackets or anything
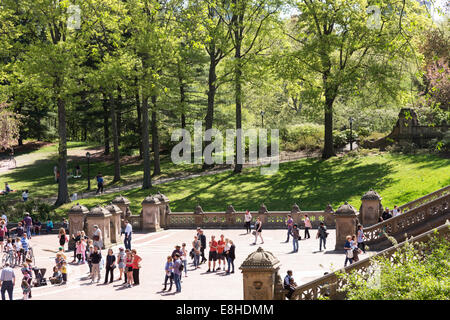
92,225,102,249
290,224,300,253
171,245,182,259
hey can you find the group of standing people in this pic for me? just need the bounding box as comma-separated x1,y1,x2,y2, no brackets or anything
283,213,329,253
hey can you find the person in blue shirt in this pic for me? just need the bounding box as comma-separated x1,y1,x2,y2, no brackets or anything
162,256,174,291
96,173,104,194
344,235,353,267
46,220,54,234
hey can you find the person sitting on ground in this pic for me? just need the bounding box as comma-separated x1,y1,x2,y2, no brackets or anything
22,190,29,202
0,182,14,195
49,266,62,284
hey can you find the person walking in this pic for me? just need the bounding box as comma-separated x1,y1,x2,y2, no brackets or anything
198,229,207,264
244,210,252,234
285,214,294,242
23,213,32,239
92,225,102,249
290,224,300,253
357,225,366,254
104,249,116,284
180,243,188,277
162,256,174,291
117,247,125,281
124,220,132,250
0,263,15,300
90,246,102,283
96,173,104,194
317,222,328,251
253,217,264,245
131,249,142,286
344,235,353,267
192,236,201,269
304,214,312,239
173,253,182,293
225,240,236,274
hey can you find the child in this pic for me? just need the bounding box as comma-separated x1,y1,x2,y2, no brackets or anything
76,239,86,264
61,261,68,284
21,278,31,300
49,266,62,284
162,256,174,291
15,237,22,264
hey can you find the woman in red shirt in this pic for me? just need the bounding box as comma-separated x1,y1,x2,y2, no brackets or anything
131,249,142,286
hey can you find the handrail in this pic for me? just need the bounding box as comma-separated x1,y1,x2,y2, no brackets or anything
399,185,450,213
363,193,449,244
287,222,450,300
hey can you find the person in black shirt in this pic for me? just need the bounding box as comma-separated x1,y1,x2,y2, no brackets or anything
317,222,328,251
71,231,81,263
197,229,207,264
90,246,102,283
104,249,116,284
381,207,392,221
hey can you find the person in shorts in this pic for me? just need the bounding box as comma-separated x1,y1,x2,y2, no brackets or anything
207,235,218,273
216,234,226,271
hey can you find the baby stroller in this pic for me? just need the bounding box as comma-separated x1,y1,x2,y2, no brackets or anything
32,267,47,287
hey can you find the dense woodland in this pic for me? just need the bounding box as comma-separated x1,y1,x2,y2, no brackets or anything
0,0,449,206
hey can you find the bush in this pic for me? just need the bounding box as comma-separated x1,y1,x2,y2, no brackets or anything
333,130,347,148
401,142,418,154
280,123,323,151
357,127,371,138
435,130,450,153
0,199,56,223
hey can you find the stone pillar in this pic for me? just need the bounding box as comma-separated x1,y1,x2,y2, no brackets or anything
112,195,131,230
155,192,170,229
226,205,236,226
291,203,301,214
258,203,268,224
85,205,112,249
334,202,358,251
240,247,281,300
105,203,123,245
141,195,162,232
194,205,204,226
359,189,382,227
67,203,89,250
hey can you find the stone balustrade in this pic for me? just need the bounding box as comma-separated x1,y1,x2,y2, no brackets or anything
363,193,449,247
285,222,450,300
399,185,450,213
166,210,335,229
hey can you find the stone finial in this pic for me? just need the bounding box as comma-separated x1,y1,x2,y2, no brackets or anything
226,205,236,214
258,203,268,214
68,203,89,215
194,205,204,214
240,247,280,270
142,195,161,205
104,203,123,215
291,203,301,214
361,189,382,201
112,195,130,205
88,205,111,217
335,201,357,215
155,191,169,203
325,203,334,213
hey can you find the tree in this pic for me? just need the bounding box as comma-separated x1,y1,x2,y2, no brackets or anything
284,0,433,159
0,102,21,151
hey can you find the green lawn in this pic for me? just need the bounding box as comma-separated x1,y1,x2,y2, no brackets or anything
0,141,202,202
55,152,450,216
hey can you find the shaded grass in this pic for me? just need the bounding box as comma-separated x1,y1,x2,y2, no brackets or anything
55,153,450,216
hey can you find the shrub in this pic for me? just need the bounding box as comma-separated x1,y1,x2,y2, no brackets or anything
333,130,347,148
280,123,323,151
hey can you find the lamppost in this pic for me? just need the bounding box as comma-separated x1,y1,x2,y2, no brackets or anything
86,152,91,191
260,110,265,128
349,117,354,151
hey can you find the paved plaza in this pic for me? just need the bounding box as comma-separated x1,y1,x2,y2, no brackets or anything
5,229,376,300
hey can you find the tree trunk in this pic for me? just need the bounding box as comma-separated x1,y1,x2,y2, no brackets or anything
322,76,336,159
203,47,217,169
117,87,122,146
141,95,152,189
233,17,243,174
110,94,121,182
103,97,110,155
55,85,70,206
178,64,186,129
151,95,161,176
135,79,142,159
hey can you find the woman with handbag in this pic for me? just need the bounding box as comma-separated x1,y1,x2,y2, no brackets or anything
344,235,353,267
252,217,264,245
131,249,142,286
92,225,102,249
104,248,116,284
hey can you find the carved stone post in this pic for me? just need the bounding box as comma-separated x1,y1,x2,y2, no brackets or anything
86,206,112,249
105,203,123,245
141,195,162,232
226,205,236,226
67,203,89,250
258,203,268,224
334,202,358,251
112,195,131,230
240,247,281,300
194,205,204,227
155,192,170,229
359,189,382,227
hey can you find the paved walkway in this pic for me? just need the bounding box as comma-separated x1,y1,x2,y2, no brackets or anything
3,229,377,300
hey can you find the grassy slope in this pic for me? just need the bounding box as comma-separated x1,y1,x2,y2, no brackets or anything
56,153,450,216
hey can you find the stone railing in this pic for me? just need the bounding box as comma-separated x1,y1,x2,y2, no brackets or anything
399,185,450,213
363,193,449,245
286,222,450,300
166,211,336,229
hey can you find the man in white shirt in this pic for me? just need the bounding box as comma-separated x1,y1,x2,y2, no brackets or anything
124,220,132,250
0,263,15,300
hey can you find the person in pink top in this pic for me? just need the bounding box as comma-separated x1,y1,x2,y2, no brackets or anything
76,238,86,264
304,214,312,239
